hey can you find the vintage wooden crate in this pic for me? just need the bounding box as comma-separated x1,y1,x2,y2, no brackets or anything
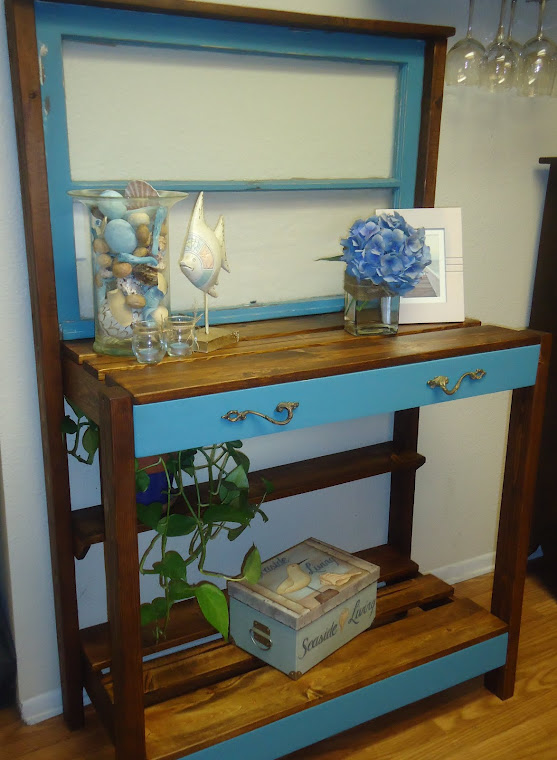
228,538,380,679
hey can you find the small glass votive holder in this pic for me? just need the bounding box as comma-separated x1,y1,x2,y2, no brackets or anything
131,320,166,364
163,314,197,357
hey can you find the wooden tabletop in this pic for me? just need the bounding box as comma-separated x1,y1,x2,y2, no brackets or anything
62,316,543,405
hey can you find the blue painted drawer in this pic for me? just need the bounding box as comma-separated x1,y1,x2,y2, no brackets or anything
133,344,540,456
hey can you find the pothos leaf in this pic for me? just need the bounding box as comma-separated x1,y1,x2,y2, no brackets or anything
169,579,195,602
242,546,262,584
194,583,229,640
82,425,100,457
203,503,252,525
227,525,247,541
65,398,85,419
261,477,275,495
137,501,163,530
61,416,78,435
135,468,151,493
140,597,169,626
153,550,187,580
225,440,243,449
224,464,249,491
156,514,197,537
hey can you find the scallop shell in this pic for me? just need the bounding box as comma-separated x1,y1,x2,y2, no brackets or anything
117,276,141,296
107,289,133,327
124,180,160,209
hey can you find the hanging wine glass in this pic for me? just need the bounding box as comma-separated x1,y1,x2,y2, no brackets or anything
481,0,521,91
445,0,486,86
507,0,523,55
519,0,557,96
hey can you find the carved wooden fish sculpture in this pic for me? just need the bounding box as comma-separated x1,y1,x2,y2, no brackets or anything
179,192,229,297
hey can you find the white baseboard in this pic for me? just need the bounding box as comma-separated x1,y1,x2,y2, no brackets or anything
19,688,90,726
426,552,496,585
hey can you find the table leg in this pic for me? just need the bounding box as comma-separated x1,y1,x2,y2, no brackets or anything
486,334,551,699
100,387,146,759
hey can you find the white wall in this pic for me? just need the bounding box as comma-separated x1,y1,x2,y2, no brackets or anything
1,0,556,724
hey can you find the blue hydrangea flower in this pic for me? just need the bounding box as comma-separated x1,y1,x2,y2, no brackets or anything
340,212,431,296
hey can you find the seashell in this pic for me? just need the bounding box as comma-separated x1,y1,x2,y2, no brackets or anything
135,223,152,247
96,253,112,269
319,571,362,587
133,264,159,288
339,608,350,631
112,261,133,279
117,275,141,296
107,288,133,327
158,235,167,252
105,219,137,254
124,179,159,199
126,293,147,309
133,246,149,258
93,238,109,255
276,564,312,595
98,190,127,220
125,211,151,229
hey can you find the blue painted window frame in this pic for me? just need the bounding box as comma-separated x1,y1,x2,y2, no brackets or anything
35,0,425,339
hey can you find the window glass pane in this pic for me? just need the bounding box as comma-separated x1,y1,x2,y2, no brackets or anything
63,40,398,183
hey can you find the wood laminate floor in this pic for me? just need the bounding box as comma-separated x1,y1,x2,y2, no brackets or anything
2,567,556,759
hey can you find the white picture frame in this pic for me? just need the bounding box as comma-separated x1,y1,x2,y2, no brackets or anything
376,207,465,324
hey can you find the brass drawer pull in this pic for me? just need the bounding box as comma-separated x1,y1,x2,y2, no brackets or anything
427,369,486,396
222,401,299,425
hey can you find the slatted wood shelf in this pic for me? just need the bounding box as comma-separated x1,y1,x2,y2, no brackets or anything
97,572,455,709
71,443,426,559
80,545,421,672
138,597,505,760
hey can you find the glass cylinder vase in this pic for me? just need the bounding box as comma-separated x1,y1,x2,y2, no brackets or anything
69,189,187,355
343,273,400,336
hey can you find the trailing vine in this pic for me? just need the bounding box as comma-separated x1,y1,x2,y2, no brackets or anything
64,401,271,642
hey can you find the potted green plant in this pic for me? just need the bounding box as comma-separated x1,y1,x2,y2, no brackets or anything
63,401,271,641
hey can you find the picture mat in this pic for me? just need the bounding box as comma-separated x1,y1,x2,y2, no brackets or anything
376,207,464,324
63,40,398,183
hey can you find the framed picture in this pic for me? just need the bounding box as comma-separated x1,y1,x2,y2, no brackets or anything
376,207,465,323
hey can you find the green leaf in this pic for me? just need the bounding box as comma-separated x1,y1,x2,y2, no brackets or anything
227,525,247,541
137,501,163,530
194,583,229,640
61,416,78,435
225,440,243,449
258,508,269,523
203,503,252,525
316,254,344,261
242,546,262,584
140,597,168,626
82,426,100,457
169,579,195,602
156,514,197,537
229,449,250,472
154,550,187,580
261,477,275,495
218,482,239,505
224,464,249,491
135,469,151,493
65,398,84,418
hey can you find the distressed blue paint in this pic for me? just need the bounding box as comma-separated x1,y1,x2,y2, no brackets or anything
164,633,508,760
133,345,540,456
68,178,402,193
35,0,425,335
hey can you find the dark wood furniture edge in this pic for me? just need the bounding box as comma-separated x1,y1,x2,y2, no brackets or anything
486,331,551,699
72,442,427,559
37,0,455,40
5,0,84,729
99,386,146,758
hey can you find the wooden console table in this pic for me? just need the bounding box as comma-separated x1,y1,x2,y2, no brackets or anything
61,315,549,760
5,1,550,757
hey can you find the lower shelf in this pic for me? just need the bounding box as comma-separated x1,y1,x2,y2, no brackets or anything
82,563,508,760
142,597,507,760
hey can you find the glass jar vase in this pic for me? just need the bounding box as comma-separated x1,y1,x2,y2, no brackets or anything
344,273,400,336
69,189,187,355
